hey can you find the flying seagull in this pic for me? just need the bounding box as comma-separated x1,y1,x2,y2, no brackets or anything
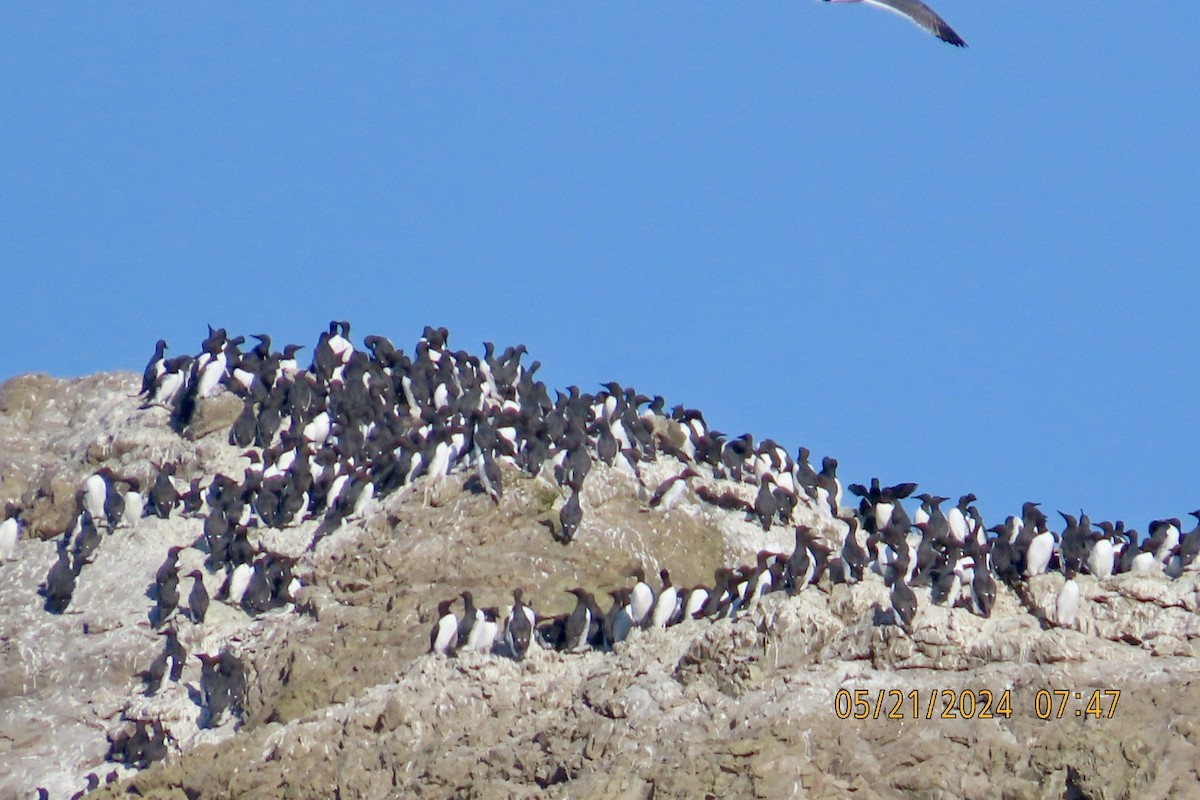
824,0,968,47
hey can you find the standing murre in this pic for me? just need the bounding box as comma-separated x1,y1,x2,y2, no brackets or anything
681,584,709,622
1114,526,1144,574
946,494,976,544
430,598,458,656
154,559,181,627
137,645,168,696
1148,518,1182,565
457,591,479,649
1056,567,1081,628
40,537,76,613
101,473,126,529
70,511,101,573
149,463,180,519
741,550,776,613
929,548,962,606
1179,511,1200,572
888,572,918,633
194,339,229,400
698,568,735,619
162,626,188,682
627,567,654,627
604,588,633,645
787,525,825,593
841,515,868,584
564,588,598,651
327,320,354,364
187,570,210,624
559,490,582,543
1024,527,1056,578
752,474,779,532
197,650,247,728
465,607,500,653
0,503,22,562
970,554,997,617
225,561,255,606
814,457,842,516
648,468,697,512
1087,522,1116,580
121,479,144,527
1057,512,1087,576
647,569,678,629
83,471,110,524
476,451,504,505
141,355,192,410
914,494,951,542
504,589,535,660
138,339,169,397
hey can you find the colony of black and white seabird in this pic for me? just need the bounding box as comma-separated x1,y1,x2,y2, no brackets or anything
432,483,1200,659
6,322,1200,781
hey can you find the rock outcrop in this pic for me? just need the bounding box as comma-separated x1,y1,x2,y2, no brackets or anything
1,372,1198,800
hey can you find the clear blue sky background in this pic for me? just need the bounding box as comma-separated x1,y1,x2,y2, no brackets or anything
2,4,1198,533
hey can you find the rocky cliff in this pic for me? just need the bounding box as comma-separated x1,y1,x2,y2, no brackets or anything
1,356,1198,800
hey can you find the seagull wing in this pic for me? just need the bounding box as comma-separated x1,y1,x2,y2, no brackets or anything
861,0,967,46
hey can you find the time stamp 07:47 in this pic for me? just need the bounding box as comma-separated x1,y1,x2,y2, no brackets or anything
833,688,1121,721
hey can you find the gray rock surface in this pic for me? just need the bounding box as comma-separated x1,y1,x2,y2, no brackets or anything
1,372,1198,800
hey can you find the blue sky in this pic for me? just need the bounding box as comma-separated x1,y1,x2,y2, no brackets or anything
2,4,1198,532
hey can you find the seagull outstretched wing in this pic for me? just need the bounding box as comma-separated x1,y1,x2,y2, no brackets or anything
861,0,968,46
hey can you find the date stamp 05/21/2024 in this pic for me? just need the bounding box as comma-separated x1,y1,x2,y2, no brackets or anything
832,688,1121,721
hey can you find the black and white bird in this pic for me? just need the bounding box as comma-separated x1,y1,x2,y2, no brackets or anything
430,598,458,656
138,339,169,398
970,563,997,618
648,468,697,512
1024,526,1056,578
889,573,918,632
197,650,247,728
504,589,535,660
814,457,842,516
0,503,21,562
476,451,503,504
1087,523,1117,579
457,591,479,649
627,567,655,627
1056,567,1081,628
848,478,918,533
137,648,168,697
646,569,678,629
83,470,112,525
752,475,779,532
604,588,633,645
559,490,582,543
149,464,180,519
154,561,180,627
187,570,210,624
564,588,598,651
465,607,500,653
41,538,76,613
